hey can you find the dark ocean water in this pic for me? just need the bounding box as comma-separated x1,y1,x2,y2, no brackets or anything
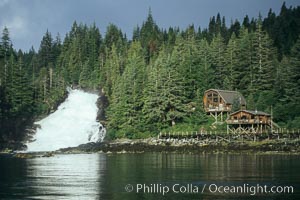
0,153,299,199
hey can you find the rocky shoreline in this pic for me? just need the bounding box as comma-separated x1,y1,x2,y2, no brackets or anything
2,138,300,158
57,138,300,154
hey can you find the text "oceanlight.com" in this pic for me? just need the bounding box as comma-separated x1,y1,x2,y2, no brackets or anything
125,183,294,196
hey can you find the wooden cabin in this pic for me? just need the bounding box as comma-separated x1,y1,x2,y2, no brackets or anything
226,110,271,134
203,89,246,113
227,110,271,125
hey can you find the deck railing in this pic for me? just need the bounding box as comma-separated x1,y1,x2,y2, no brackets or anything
226,119,269,124
205,107,231,112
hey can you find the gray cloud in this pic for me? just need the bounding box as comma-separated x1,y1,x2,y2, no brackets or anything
0,0,299,51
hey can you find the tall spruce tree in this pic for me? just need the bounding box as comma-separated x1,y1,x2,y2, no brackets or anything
102,45,121,97
209,33,226,88
140,8,162,63
38,30,54,69
0,27,11,86
250,17,277,92
236,26,252,94
287,36,300,103
224,32,239,90
107,42,146,137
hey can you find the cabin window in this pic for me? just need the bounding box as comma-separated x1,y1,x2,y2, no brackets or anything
241,115,247,120
213,98,218,102
251,115,255,119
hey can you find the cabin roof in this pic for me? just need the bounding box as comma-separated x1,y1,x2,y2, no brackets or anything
205,89,246,105
230,110,271,116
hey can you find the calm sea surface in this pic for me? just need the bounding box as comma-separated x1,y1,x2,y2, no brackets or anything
0,153,299,199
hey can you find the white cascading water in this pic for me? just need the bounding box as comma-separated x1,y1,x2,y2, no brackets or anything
26,89,106,152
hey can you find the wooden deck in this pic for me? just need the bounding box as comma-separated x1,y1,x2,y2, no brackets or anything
226,119,269,125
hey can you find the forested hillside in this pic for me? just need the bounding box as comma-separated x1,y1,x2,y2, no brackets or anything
0,3,299,141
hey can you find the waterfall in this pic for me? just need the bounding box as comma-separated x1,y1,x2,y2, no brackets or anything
26,89,106,152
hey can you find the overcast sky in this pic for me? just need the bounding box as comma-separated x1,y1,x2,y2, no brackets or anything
0,0,299,51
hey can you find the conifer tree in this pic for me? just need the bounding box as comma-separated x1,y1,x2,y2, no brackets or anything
0,27,11,86
79,60,91,88
102,45,121,96
143,46,190,129
287,36,300,103
209,33,226,88
140,8,162,62
236,26,252,94
107,42,146,136
142,51,169,131
250,17,277,92
38,30,54,69
224,33,239,90
197,38,213,94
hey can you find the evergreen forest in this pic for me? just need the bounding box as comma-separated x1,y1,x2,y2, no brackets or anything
0,3,300,142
